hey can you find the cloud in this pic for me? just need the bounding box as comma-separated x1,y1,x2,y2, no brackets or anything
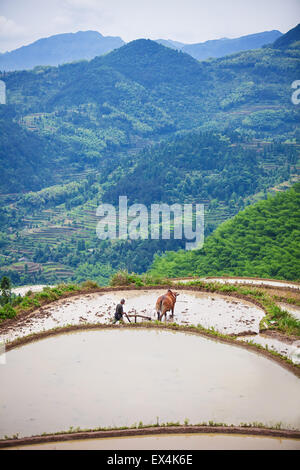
64,0,100,9
0,16,24,38
53,15,73,26
60,0,113,35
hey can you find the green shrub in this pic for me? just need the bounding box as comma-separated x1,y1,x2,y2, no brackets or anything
110,270,169,287
0,303,16,319
47,288,62,297
56,283,78,292
35,291,52,300
142,273,168,285
110,270,134,286
81,280,99,289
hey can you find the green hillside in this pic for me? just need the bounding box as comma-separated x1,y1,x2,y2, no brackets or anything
104,131,297,207
149,183,300,281
0,29,299,285
1,35,299,195
271,23,300,49
0,130,297,285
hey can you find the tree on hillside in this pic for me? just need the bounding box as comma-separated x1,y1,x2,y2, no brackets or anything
0,275,12,305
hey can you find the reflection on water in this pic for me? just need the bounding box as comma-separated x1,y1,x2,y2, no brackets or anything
1,329,300,439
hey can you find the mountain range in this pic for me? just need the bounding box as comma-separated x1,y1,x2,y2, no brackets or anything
0,24,299,284
156,30,282,60
0,28,283,71
0,31,125,71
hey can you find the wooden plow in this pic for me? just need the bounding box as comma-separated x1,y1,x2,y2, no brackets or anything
126,314,152,323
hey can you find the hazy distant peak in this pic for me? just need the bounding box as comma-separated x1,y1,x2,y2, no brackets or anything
0,30,125,71
155,30,283,61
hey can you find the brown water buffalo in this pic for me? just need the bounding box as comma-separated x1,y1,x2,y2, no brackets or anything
155,289,179,321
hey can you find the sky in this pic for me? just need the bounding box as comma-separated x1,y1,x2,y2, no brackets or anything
0,0,299,52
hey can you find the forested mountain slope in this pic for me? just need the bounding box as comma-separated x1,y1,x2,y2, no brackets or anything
149,183,300,281
0,130,297,285
271,23,300,49
0,27,299,285
103,131,298,207
1,35,299,194
0,28,283,73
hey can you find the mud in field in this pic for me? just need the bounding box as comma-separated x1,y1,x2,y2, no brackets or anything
0,290,265,344
7,433,300,450
1,328,300,439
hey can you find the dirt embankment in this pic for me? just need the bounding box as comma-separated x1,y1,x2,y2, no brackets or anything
174,277,300,295
1,425,300,449
205,275,300,286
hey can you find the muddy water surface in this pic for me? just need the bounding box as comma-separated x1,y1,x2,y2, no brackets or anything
7,433,300,450
0,290,264,344
1,329,300,439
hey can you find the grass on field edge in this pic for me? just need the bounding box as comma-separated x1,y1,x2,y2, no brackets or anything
2,419,300,444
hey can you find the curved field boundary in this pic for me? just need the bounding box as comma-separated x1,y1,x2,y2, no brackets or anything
1,425,300,449
205,276,300,286
170,276,300,293
4,322,300,378
202,276,300,291
170,276,300,291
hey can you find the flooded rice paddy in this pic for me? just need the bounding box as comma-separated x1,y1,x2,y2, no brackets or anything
1,328,300,440
12,285,54,296
0,289,265,344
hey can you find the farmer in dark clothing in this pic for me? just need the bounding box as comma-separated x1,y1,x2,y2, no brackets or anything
113,298,130,323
